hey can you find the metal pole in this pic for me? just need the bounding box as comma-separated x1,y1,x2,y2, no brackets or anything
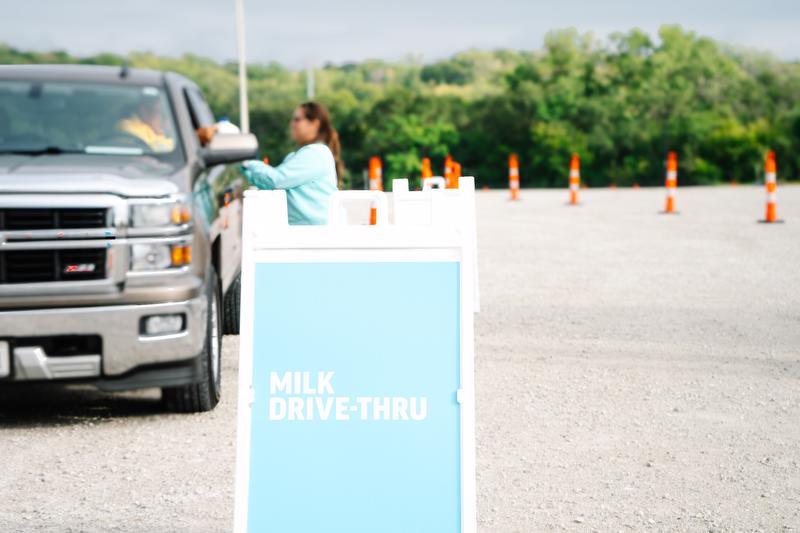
306,62,315,101
235,0,250,133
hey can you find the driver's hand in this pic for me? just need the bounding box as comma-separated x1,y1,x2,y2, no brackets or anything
196,125,217,146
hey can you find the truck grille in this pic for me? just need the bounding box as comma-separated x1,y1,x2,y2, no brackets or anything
0,208,109,231
0,248,107,284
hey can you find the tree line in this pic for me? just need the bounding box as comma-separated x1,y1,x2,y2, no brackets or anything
2,25,798,189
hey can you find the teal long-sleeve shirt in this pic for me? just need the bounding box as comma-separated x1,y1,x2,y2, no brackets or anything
241,142,338,225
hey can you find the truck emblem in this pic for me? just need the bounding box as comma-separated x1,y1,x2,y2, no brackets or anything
64,263,96,274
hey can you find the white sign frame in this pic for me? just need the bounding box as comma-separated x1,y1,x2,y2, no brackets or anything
233,184,477,533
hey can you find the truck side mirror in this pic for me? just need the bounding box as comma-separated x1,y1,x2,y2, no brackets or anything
202,133,259,166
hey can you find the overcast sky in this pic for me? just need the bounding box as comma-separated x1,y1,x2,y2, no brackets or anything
2,0,798,67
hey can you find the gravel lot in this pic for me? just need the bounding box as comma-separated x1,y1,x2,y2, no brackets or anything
1,185,799,532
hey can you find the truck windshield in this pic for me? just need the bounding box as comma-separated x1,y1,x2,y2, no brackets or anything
0,80,184,165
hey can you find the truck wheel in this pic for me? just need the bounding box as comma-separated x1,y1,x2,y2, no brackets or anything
162,268,223,413
223,271,241,335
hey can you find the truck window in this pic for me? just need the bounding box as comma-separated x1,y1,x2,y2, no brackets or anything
184,88,215,130
0,80,184,167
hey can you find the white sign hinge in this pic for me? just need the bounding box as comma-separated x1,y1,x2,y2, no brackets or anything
455,388,464,404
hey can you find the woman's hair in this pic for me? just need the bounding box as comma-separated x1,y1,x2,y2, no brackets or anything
300,101,344,187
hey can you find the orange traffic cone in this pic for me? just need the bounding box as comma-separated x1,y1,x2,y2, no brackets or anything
760,150,782,223
369,199,377,225
368,156,383,191
568,153,580,205
509,154,520,200
443,155,454,188
420,157,433,190
662,151,678,214
448,161,461,189
421,157,433,177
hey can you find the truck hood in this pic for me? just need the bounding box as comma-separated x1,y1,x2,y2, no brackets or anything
0,154,182,197
0,172,179,197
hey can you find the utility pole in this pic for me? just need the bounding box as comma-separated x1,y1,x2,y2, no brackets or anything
234,0,249,133
306,61,315,101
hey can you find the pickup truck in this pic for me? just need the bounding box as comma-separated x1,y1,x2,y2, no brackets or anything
0,65,257,412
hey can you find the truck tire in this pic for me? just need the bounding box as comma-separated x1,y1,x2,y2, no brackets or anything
162,268,223,413
223,271,241,335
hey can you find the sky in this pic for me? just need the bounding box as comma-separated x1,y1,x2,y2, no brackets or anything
2,0,798,67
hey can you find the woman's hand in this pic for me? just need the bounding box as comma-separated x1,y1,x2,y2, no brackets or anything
240,159,269,182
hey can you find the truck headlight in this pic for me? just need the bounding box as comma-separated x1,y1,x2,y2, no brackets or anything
131,244,172,270
130,243,192,270
141,314,185,336
130,199,191,228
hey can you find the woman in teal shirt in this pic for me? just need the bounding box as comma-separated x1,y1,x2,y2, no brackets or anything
241,102,341,225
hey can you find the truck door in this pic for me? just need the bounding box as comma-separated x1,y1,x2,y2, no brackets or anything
185,87,244,292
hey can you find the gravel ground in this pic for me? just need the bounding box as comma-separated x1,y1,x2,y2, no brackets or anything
1,185,799,532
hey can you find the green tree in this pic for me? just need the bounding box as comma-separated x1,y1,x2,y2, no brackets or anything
2,25,799,187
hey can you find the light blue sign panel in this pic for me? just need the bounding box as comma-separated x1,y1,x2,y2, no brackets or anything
248,261,461,532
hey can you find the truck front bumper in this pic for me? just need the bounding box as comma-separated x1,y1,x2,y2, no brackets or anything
0,296,206,386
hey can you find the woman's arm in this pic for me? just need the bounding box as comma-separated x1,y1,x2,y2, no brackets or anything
241,146,326,190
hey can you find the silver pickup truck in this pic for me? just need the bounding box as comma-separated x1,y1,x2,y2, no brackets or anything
0,65,257,412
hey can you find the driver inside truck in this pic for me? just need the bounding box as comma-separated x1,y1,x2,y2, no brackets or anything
116,92,175,152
